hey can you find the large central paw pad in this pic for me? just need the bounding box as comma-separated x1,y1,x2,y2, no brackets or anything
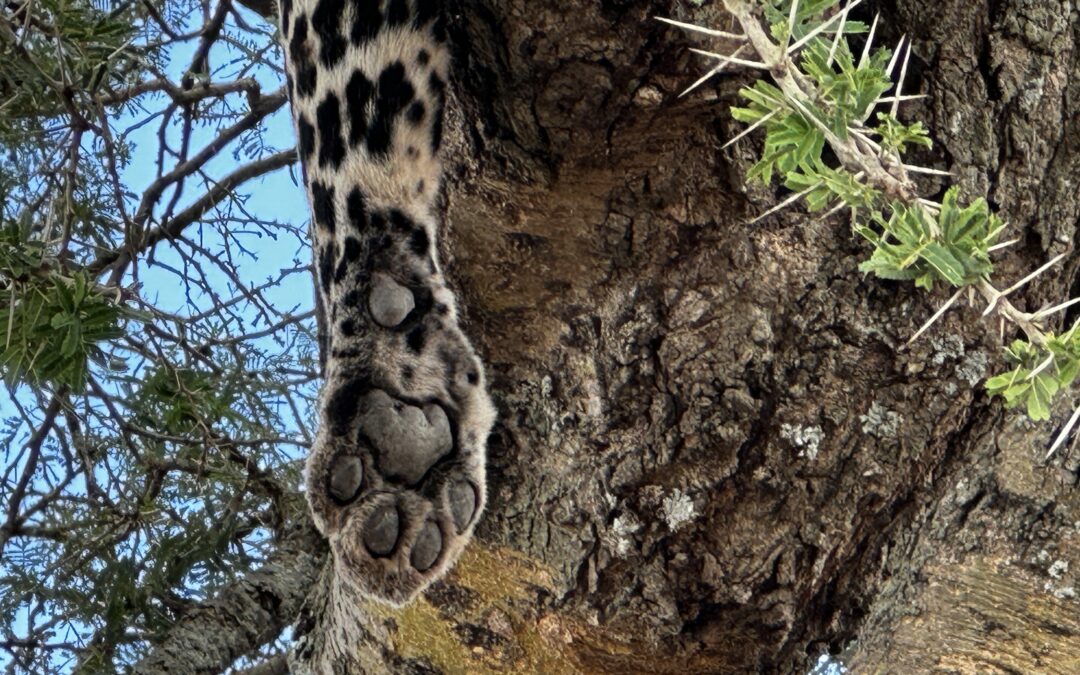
307,385,486,606
359,390,451,484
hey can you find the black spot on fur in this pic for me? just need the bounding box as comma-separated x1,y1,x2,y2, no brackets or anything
288,16,309,65
374,233,394,254
317,93,346,169
340,319,357,336
318,243,337,294
312,0,347,67
369,212,387,231
407,101,425,125
386,0,409,26
406,325,426,353
367,62,414,157
409,228,430,256
343,236,361,261
326,378,368,435
417,49,431,66
347,188,369,230
289,16,318,98
345,70,374,147
349,0,382,46
435,303,448,316
343,289,361,307
428,73,446,153
331,347,364,359
467,371,479,385
334,255,349,284
402,365,414,382
298,115,316,164
311,182,336,233
281,0,293,31
388,209,415,234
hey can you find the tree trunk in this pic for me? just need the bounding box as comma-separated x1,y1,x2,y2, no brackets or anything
377,0,1080,672
144,0,1080,672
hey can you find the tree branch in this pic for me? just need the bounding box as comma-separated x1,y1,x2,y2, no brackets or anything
132,522,327,675
88,147,295,279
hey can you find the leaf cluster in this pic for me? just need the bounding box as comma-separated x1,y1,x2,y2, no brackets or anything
800,38,891,133
0,226,129,391
985,332,1080,421
1,0,141,126
856,187,1003,290
765,0,867,43
132,364,243,436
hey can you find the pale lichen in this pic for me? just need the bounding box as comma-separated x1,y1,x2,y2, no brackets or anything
661,489,696,532
860,402,903,438
780,423,824,460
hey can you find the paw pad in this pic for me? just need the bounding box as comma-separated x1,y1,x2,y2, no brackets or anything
449,480,478,530
359,390,452,484
328,455,364,503
369,273,415,327
363,504,401,557
410,520,442,571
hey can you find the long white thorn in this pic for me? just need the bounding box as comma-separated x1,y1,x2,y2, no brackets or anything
850,127,882,153
988,237,1020,253
1047,403,1080,460
982,287,1002,317
749,183,822,225
654,17,745,40
785,0,801,59
723,108,780,149
885,35,907,79
827,1,852,67
689,48,771,71
1033,296,1080,321
907,287,963,346
876,94,928,105
789,0,867,53
891,40,913,118
903,164,952,176
819,199,849,221
859,13,880,68
680,44,750,97
1027,353,1056,380
1002,253,1067,297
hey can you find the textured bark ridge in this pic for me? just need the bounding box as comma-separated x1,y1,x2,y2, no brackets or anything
279,0,495,614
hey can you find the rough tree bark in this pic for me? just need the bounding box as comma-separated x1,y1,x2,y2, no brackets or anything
138,0,1080,672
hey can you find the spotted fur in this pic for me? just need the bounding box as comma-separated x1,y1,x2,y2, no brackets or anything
280,0,494,606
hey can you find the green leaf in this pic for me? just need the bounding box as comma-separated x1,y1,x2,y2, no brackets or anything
62,323,81,359
1027,373,1059,421
920,243,966,286
51,312,70,329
